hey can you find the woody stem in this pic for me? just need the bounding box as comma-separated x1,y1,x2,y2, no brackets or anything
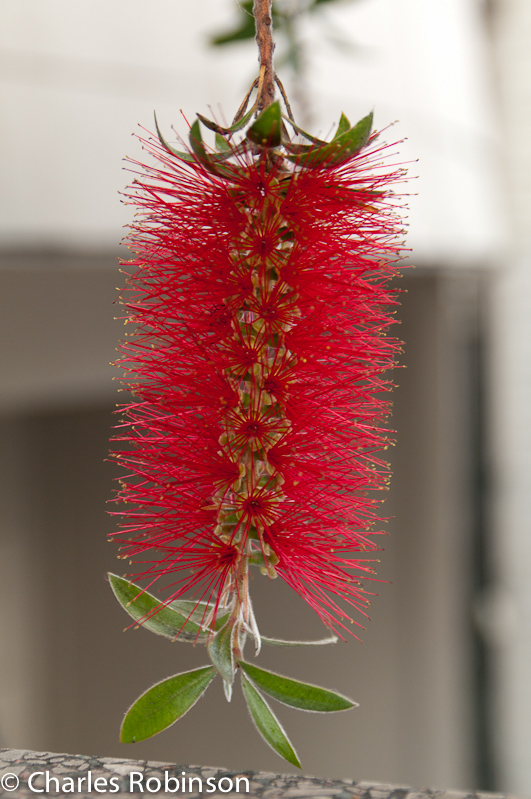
231,553,250,659
253,0,276,111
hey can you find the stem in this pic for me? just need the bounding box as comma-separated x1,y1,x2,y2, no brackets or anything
253,0,276,111
213,186,296,665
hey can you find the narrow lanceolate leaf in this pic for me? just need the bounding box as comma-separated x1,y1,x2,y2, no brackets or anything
153,113,196,163
215,132,232,153
108,574,229,641
282,113,328,144
197,113,231,135
208,621,236,684
261,635,338,648
223,679,233,703
120,666,216,743
210,2,256,47
241,675,301,768
333,112,351,140
240,662,357,712
247,101,282,147
197,106,255,136
286,112,374,168
189,120,236,178
228,105,256,132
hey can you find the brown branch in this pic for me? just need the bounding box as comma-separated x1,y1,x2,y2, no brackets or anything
253,0,275,112
275,74,294,121
232,77,259,125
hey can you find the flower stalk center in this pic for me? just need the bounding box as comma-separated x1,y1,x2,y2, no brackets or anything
213,187,297,650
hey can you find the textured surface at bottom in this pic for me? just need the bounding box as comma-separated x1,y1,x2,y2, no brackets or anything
0,749,513,799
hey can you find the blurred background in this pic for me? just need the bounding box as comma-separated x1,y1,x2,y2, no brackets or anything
0,0,530,794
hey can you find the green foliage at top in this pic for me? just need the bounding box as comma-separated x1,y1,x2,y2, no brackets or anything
246,101,282,147
210,0,357,49
153,102,373,179
285,111,373,167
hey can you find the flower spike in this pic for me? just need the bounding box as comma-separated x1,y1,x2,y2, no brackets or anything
109,85,406,766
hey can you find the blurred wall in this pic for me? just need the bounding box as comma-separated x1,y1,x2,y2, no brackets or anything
0,0,503,259
484,0,531,793
2,0,530,794
0,268,480,788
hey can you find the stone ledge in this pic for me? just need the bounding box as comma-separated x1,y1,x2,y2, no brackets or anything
0,749,513,799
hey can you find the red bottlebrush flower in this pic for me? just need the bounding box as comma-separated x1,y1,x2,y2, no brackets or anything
110,108,405,641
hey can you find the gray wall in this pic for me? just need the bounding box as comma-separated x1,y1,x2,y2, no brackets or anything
0,261,481,789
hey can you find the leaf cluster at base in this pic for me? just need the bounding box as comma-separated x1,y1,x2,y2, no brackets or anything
110,574,357,767
154,100,374,181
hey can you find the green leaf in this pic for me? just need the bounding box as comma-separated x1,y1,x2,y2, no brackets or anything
153,113,195,163
108,574,229,642
210,7,256,46
120,666,216,743
284,142,316,156
333,112,351,140
197,114,230,136
215,133,232,153
189,119,211,163
240,661,357,712
247,101,282,147
223,679,233,702
208,621,236,684
210,1,283,46
287,112,373,168
228,105,256,133
248,549,279,575
189,120,236,178
282,114,328,144
241,675,301,768
261,635,338,647
197,106,255,136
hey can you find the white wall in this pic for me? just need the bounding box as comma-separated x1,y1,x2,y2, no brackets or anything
0,0,504,261
487,0,531,793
